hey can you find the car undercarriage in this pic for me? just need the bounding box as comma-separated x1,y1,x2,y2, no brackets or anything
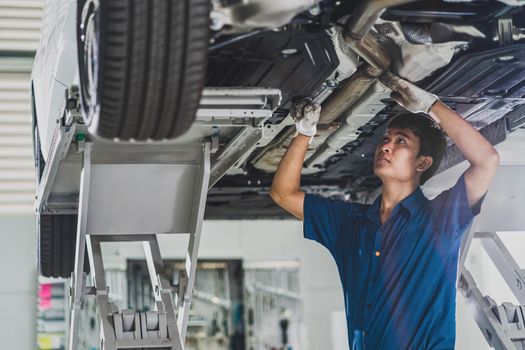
32,1,525,281
202,0,525,218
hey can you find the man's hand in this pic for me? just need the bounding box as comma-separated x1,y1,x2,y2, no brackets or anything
290,99,321,137
380,72,439,116
270,98,321,220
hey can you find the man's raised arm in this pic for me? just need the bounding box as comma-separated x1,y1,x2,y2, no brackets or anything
381,72,500,207
270,100,321,220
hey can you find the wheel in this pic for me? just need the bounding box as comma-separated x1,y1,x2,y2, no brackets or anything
77,0,210,141
38,213,90,278
38,214,79,278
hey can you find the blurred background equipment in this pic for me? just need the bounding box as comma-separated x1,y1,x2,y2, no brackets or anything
35,258,304,350
244,261,303,350
37,278,66,350
127,259,245,350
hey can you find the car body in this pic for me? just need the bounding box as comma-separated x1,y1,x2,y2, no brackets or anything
32,0,525,276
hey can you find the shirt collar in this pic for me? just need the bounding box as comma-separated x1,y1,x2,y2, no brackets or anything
364,186,428,225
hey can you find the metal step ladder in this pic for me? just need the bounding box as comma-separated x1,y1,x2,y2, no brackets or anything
35,86,282,349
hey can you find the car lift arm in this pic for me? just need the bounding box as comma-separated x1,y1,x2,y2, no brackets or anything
36,86,281,349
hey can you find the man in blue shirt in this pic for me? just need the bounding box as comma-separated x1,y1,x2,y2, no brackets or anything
270,74,500,349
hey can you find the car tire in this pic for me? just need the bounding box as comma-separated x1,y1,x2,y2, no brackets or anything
77,0,210,140
38,214,80,278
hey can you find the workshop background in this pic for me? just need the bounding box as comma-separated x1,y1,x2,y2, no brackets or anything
0,1,524,349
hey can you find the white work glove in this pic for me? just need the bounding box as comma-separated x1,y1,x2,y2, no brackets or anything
380,71,439,115
290,99,321,137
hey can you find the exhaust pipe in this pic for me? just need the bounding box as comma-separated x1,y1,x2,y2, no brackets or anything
319,0,417,124
319,67,377,124
253,0,417,172
304,0,416,167
344,0,418,41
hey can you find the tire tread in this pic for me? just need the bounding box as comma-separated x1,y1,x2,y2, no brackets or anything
39,214,77,278
91,0,209,140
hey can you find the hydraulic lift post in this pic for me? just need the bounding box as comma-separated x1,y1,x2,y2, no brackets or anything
35,86,282,349
69,140,210,350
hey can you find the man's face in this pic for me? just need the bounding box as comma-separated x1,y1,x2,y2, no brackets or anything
373,127,431,183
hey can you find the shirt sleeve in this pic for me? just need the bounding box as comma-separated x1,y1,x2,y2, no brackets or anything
430,172,486,240
303,193,355,255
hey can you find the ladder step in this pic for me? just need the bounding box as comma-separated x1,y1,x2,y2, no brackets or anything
113,309,169,342
114,338,174,348
141,311,168,340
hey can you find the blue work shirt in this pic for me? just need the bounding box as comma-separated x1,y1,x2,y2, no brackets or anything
303,173,485,350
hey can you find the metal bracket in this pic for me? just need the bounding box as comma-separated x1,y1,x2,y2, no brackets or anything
210,134,220,154
459,231,525,350
63,85,82,127
194,87,281,125
36,85,87,215
193,87,282,186
475,232,525,304
498,17,514,47
175,270,189,308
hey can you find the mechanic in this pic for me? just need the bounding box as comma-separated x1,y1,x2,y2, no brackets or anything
269,74,500,349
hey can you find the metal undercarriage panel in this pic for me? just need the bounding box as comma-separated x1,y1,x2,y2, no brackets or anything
207,30,339,110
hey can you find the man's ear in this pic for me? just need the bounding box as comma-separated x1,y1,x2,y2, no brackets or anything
416,156,433,172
